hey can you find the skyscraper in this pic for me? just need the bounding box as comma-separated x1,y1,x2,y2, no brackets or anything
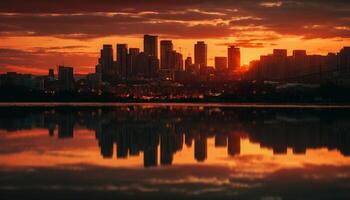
100,44,114,81
339,47,350,71
58,65,74,91
273,49,288,58
194,41,207,69
228,46,240,71
48,68,54,80
144,34,158,59
160,40,173,69
127,48,140,78
117,44,128,79
215,57,227,71
171,51,183,71
185,57,192,71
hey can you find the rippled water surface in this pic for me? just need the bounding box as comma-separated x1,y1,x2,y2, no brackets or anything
0,104,350,200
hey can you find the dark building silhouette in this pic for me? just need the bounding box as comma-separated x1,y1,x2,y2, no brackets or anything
215,57,227,71
117,44,128,79
160,40,174,70
144,34,158,59
48,69,55,80
58,66,74,91
194,41,207,70
99,44,114,81
339,47,350,71
228,46,240,72
127,48,140,78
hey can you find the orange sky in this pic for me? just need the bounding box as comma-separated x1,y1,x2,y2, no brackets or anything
0,0,349,74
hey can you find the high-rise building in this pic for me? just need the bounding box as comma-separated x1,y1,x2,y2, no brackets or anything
160,40,174,69
214,57,227,71
228,46,240,71
48,69,54,80
144,34,158,59
99,44,114,81
339,47,350,71
95,64,102,84
134,52,159,78
117,44,128,79
194,41,207,69
273,49,288,58
127,48,140,78
185,57,192,70
293,50,306,57
48,69,54,77
171,51,183,71
58,66,74,91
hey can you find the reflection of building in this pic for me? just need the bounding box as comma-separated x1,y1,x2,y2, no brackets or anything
228,134,240,156
3,107,350,168
215,134,227,147
195,136,207,162
57,114,74,139
144,132,159,167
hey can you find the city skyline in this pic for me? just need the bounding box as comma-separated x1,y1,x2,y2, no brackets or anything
0,0,349,74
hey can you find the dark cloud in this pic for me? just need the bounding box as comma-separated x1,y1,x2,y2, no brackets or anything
0,48,97,73
216,36,281,48
0,1,349,40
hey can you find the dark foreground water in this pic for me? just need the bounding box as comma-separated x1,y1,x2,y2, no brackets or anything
0,103,350,200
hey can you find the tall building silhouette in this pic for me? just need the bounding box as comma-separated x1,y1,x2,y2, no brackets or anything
58,66,74,91
228,46,240,71
160,40,174,69
48,69,54,80
117,44,128,79
127,48,140,78
215,57,227,71
339,47,350,71
144,34,158,59
194,41,207,70
99,44,114,81
185,57,192,71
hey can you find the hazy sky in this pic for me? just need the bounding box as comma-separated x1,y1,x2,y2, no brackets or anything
0,0,349,74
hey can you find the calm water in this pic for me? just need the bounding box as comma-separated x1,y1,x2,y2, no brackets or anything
0,104,350,200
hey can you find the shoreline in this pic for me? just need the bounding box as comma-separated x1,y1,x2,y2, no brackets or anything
0,102,350,108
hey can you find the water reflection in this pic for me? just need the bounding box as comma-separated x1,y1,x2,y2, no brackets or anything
1,105,350,199
0,106,350,167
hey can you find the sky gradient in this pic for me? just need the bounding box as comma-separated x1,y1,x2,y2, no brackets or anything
0,0,349,74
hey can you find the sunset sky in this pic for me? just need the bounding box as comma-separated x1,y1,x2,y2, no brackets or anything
0,0,349,74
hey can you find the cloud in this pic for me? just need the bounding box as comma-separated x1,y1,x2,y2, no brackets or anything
0,1,349,40
260,1,283,8
216,35,281,48
0,48,97,74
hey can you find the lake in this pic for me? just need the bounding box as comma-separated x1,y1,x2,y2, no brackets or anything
0,103,350,200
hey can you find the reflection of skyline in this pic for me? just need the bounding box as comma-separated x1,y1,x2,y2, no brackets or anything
0,106,350,167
